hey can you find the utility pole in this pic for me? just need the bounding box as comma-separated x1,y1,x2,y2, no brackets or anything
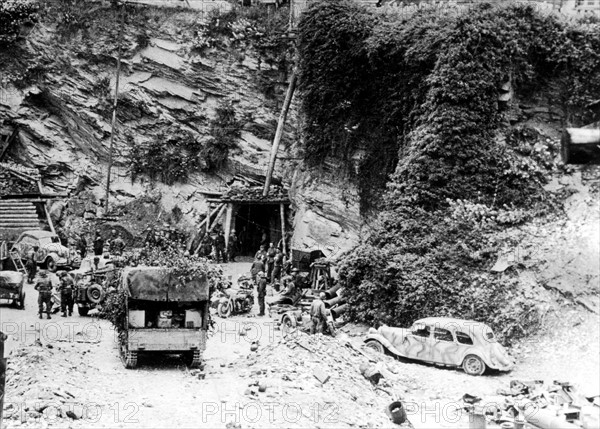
105,4,125,216
263,72,297,196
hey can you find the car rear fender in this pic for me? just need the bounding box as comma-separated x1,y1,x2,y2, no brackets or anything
364,333,405,357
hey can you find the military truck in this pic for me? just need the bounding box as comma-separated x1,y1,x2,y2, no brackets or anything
0,271,25,309
118,266,210,369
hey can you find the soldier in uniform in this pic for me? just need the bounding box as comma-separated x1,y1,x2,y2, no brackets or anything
271,248,283,285
256,271,267,317
214,231,226,263
34,270,53,319
228,229,238,262
93,231,104,256
57,271,75,317
112,233,125,256
266,243,276,281
309,292,328,335
26,245,39,284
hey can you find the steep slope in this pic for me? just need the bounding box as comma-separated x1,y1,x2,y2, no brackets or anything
1,2,299,231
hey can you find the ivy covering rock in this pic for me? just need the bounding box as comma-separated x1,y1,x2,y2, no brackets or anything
297,0,600,342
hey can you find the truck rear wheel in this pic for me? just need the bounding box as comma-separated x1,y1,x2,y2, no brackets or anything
17,292,25,309
120,340,138,369
184,350,201,369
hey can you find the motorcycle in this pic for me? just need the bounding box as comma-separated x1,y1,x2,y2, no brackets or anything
216,274,254,318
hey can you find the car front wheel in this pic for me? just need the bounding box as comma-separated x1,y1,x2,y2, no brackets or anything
463,354,486,376
46,258,57,272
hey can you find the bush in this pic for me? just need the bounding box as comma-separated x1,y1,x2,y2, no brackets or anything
300,1,600,342
0,0,39,45
298,1,600,212
199,101,241,172
129,126,202,185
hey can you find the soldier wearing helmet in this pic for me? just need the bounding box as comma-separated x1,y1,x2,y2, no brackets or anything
34,270,53,319
57,270,75,317
256,271,267,317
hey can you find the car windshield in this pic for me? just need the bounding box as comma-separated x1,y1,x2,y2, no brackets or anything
39,237,58,247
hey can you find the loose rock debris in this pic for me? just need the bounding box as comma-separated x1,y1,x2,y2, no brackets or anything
2,344,102,428
232,331,413,427
462,380,600,429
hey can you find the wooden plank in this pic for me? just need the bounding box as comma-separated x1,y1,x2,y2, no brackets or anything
280,203,287,255
224,203,233,248
208,204,226,233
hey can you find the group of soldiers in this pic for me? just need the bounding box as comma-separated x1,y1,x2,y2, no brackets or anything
197,229,233,263
33,270,75,319
250,244,296,318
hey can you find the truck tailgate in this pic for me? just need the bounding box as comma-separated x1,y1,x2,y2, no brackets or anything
127,329,207,352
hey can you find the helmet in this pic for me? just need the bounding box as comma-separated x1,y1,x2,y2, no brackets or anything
291,268,300,273
57,270,67,278
39,270,48,278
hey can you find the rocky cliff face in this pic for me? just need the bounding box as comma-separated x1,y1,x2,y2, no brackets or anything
0,3,332,242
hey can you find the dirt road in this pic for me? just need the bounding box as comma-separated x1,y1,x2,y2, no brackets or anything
1,263,598,428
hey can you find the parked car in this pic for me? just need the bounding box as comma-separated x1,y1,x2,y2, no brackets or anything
364,317,514,376
0,271,25,309
11,230,81,272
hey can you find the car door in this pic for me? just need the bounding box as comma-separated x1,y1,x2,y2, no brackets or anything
431,327,461,365
402,324,433,362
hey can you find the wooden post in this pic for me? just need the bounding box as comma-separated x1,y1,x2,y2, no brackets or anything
105,5,125,215
37,181,56,234
263,72,297,196
224,203,233,248
280,203,286,255
206,204,211,234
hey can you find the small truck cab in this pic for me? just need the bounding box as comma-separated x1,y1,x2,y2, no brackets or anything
118,266,210,369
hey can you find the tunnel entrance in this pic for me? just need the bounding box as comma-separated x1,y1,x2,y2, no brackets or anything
234,203,284,256
203,186,291,258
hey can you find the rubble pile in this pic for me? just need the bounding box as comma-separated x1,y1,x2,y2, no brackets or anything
235,331,414,427
3,340,104,428
464,380,600,429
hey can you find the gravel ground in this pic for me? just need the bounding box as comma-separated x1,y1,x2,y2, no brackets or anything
0,262,597,429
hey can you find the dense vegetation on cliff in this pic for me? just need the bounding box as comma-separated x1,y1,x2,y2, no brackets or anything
297,0,600,341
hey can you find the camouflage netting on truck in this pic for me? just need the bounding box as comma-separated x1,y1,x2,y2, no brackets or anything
121,266,209,302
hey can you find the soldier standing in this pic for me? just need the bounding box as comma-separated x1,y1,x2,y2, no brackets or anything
34,270,53,319
228,229,238,262
266,243,276,281
57,271,75,317
215,231,226,263
309,292,327,335
271,248,283,285
93,231,104,256
25,245,39,284
77,234,87,258
256,271,267,317
254,245,267,263
112,233,125,256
